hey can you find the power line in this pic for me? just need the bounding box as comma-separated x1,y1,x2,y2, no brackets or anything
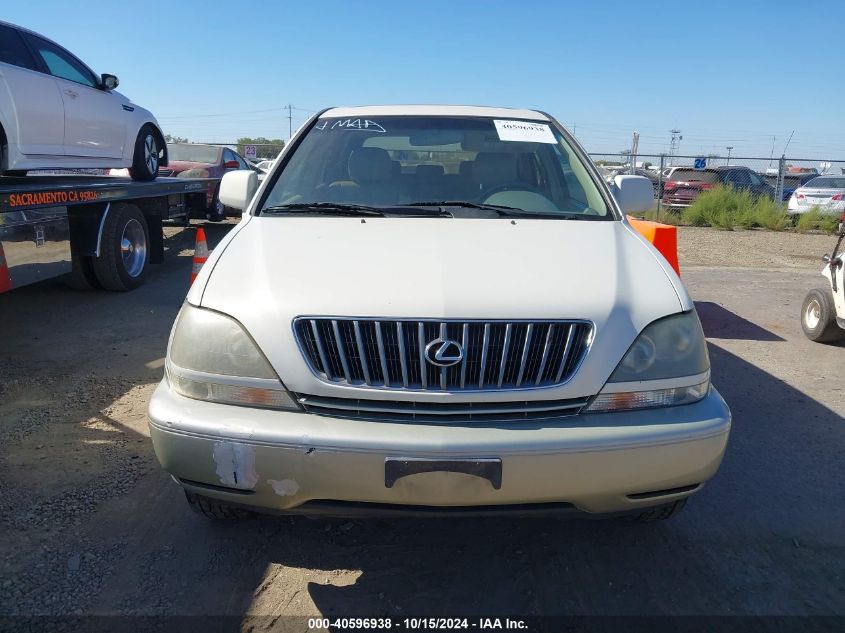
158,105,317,120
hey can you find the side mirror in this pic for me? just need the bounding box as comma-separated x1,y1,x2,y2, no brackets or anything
223,160,240,169
101,74,119,90
219,170,257,211
613,175,655,213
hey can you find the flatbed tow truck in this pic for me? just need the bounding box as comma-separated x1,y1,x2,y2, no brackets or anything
0,174,211,292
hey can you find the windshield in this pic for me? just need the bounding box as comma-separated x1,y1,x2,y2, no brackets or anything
259,116,611,218
765,175,801,187
805,176,845,189
667,169,719,183
167,144,221,164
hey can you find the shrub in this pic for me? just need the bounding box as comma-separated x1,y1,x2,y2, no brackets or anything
643,209,681,225
795,208,841,233
681,185,790,231
752,196,790,231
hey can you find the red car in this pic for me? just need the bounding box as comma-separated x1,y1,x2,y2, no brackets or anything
662,166,775,208
159,143,259,220
661,167,720,208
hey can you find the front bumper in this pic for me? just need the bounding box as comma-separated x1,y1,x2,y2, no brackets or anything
148,381,731,515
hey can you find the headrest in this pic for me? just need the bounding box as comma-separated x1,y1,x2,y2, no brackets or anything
472,153,517,184
415,164,444,179
348,148,392,182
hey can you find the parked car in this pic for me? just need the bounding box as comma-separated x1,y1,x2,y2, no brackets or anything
148,105,730,523
0,21,166,180
160,143,259,219
662,166,774,207
764,172,819,201
599,166,660,199
787,175,845,215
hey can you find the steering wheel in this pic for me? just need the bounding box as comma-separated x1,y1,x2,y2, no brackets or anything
480,182,545,200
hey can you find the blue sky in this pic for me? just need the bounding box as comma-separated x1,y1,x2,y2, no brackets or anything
6,0,844,158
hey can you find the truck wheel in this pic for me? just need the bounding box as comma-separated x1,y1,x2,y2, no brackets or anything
207,197,226,222
92,203,149,291
128,125,160,181
66,255,101,290
184,491,252,520
801,288,844,343
630,498,687,523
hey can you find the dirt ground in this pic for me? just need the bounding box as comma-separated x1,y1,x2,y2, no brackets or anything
678,226,835,269
0,222,843,628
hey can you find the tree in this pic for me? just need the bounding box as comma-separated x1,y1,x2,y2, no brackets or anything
164,133,190,144
236,137,285,159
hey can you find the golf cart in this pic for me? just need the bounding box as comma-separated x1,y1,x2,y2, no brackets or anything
801,215,845,342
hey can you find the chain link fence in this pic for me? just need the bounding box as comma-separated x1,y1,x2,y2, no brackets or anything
590,152,845,219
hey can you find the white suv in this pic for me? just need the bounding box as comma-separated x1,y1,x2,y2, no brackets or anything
0,21,166,179
149,105,731,522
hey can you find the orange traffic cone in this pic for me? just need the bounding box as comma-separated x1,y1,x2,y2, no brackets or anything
0,241,12,293
190,227,210,285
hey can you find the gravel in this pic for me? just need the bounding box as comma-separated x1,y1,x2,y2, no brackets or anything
1,223,842,620
677,226,835,269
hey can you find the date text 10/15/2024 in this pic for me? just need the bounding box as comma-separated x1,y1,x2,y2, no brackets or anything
307,617,529,630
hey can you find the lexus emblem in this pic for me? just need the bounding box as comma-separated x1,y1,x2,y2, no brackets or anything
424,338,464,367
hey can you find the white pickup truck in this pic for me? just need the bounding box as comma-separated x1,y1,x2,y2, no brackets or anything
148,105,731,522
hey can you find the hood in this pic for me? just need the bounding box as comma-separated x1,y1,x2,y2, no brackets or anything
195,217,687,400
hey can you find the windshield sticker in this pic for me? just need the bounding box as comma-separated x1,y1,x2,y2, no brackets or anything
494,120,556,144
315,119,386,133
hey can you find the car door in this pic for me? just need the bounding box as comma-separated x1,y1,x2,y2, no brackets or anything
22,33,126,159
724,169,751,192
747,169,773,198
0,24,65,156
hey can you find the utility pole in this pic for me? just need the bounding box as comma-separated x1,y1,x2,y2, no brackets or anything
286,104,293,140
668,129,682,165
725,146,733,165
630,131,640,175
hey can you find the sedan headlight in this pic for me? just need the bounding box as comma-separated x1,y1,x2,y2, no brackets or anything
587,311,710,412
165,304,299,410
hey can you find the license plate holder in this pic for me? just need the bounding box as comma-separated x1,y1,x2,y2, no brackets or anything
384,458,502,490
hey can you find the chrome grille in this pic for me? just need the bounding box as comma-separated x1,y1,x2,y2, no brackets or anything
296,393,589,423
294,318,592,392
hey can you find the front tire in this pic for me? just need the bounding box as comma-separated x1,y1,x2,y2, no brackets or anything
92,203,149,291
184,491,252,520
801,287,844,343
128,125,160,181
630,498,688,523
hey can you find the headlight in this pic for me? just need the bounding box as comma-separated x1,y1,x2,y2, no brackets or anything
165,304,299,410
586,311,710,412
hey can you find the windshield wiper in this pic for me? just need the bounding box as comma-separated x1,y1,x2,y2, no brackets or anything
408,200,523,212
261,203,386,216
261,203,454,218
407,201,587,219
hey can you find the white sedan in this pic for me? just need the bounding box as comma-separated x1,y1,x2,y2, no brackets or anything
787,176,845,215
0,20,166,180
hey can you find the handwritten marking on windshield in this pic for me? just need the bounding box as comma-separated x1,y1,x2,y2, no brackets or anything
315,119,386,133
